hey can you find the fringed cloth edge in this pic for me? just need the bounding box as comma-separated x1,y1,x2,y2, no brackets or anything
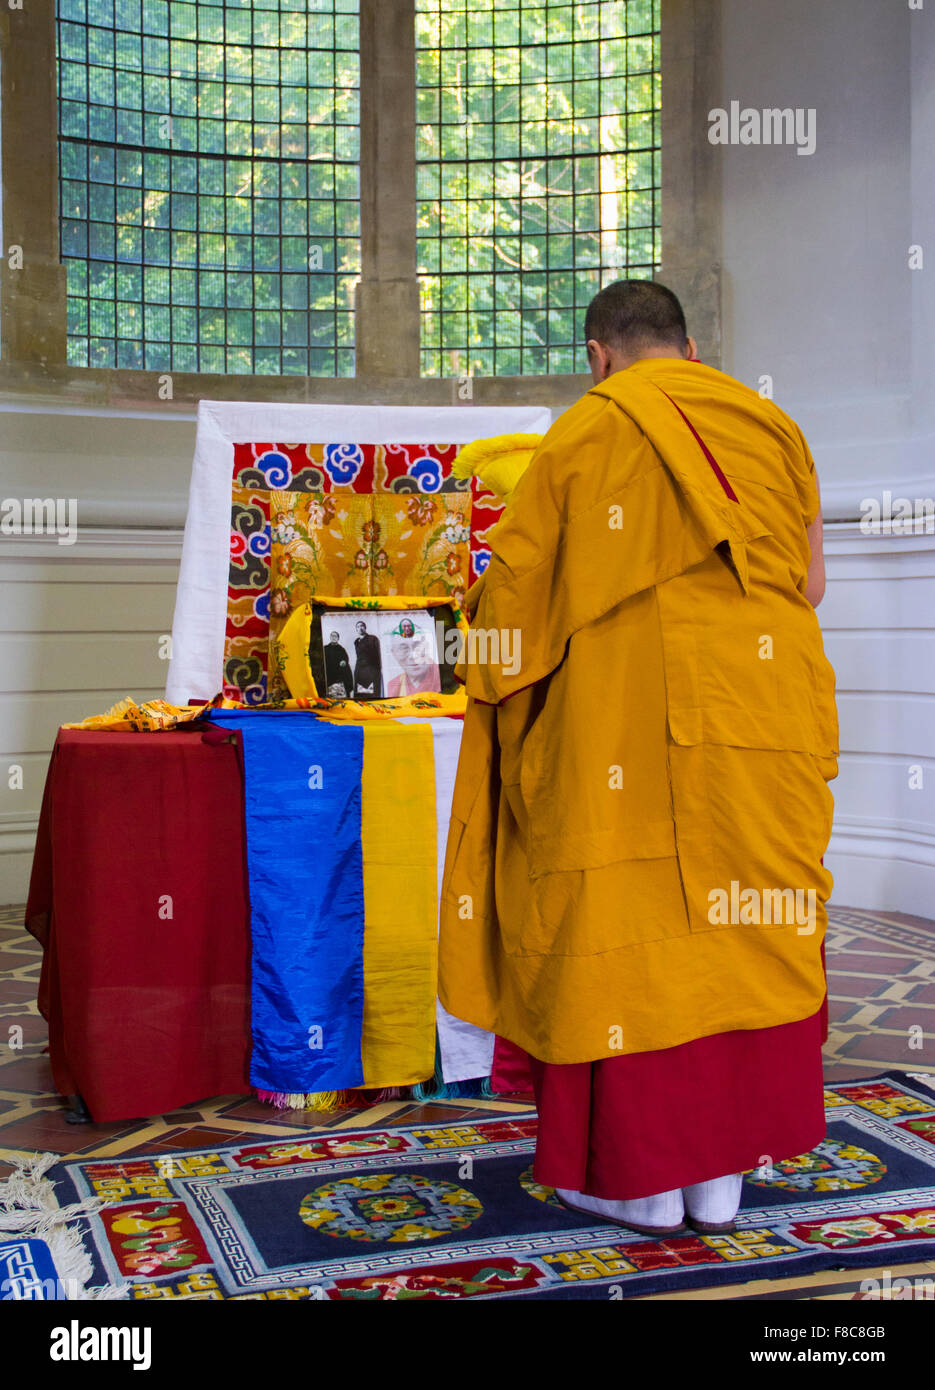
255,1079,496,1112
254,1056,496,1113
0,1151,129,1299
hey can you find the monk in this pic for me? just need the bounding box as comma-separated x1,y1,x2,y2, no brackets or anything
323,630,354,698
387,623,442,697
438,279,838,1236
352,619,383,698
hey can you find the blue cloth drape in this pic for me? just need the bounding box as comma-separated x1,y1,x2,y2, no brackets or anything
208,709,365,1092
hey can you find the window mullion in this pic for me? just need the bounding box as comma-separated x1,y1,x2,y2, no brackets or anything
0,4,67,364
356,0,420,379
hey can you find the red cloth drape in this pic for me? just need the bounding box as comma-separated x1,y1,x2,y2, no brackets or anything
25,729,253,1122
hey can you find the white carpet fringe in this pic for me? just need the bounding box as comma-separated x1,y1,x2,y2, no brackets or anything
0,1151,129,1299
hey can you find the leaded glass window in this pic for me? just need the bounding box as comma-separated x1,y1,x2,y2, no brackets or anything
416,0,660,377
57,0,360,375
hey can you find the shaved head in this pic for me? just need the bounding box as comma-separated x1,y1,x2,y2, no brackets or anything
584,279,688,355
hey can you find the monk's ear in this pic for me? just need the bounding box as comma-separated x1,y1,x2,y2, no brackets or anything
586,338,610,381
686,336,699,361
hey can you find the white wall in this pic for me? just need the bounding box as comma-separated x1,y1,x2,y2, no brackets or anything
821,526,935,917
719,0,920,512
719,0,935,915
0,528,183,902
0,411,195,903
0,406,196,527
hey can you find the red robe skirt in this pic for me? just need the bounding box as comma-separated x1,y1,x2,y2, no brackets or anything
496,981,828,1201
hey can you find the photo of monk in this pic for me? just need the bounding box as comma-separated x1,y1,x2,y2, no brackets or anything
322,630,354,699
383,614,441,697
351,619,383,698
309,606,452,702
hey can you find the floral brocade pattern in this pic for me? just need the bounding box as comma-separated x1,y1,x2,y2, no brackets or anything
266,491,472,702
225,442,500,703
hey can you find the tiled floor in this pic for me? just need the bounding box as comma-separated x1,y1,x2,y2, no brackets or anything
3,900,934,1300
819,905,935,1081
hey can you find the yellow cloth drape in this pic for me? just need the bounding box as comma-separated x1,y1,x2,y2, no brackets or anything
61,694,242,732
359,720,438,1087
451,432,544,505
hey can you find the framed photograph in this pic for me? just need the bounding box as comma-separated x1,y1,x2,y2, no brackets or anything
297,597,464,704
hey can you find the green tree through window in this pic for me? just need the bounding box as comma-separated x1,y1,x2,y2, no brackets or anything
416,0,660,377
57,0,360,375
54,1,659,381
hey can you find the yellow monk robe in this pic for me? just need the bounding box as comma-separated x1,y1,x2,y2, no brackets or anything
438,356,838,1064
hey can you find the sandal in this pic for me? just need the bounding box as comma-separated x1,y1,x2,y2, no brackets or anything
555,1190,688,1237
684,1214,738,1235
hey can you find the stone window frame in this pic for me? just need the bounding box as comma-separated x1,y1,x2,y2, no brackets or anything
0,0,720,412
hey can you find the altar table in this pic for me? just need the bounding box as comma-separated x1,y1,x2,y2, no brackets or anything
26,727,254,1122
25,714,497,1121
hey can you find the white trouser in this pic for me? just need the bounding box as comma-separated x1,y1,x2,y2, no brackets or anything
557,1172,742,1226
682,1173,744,1223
